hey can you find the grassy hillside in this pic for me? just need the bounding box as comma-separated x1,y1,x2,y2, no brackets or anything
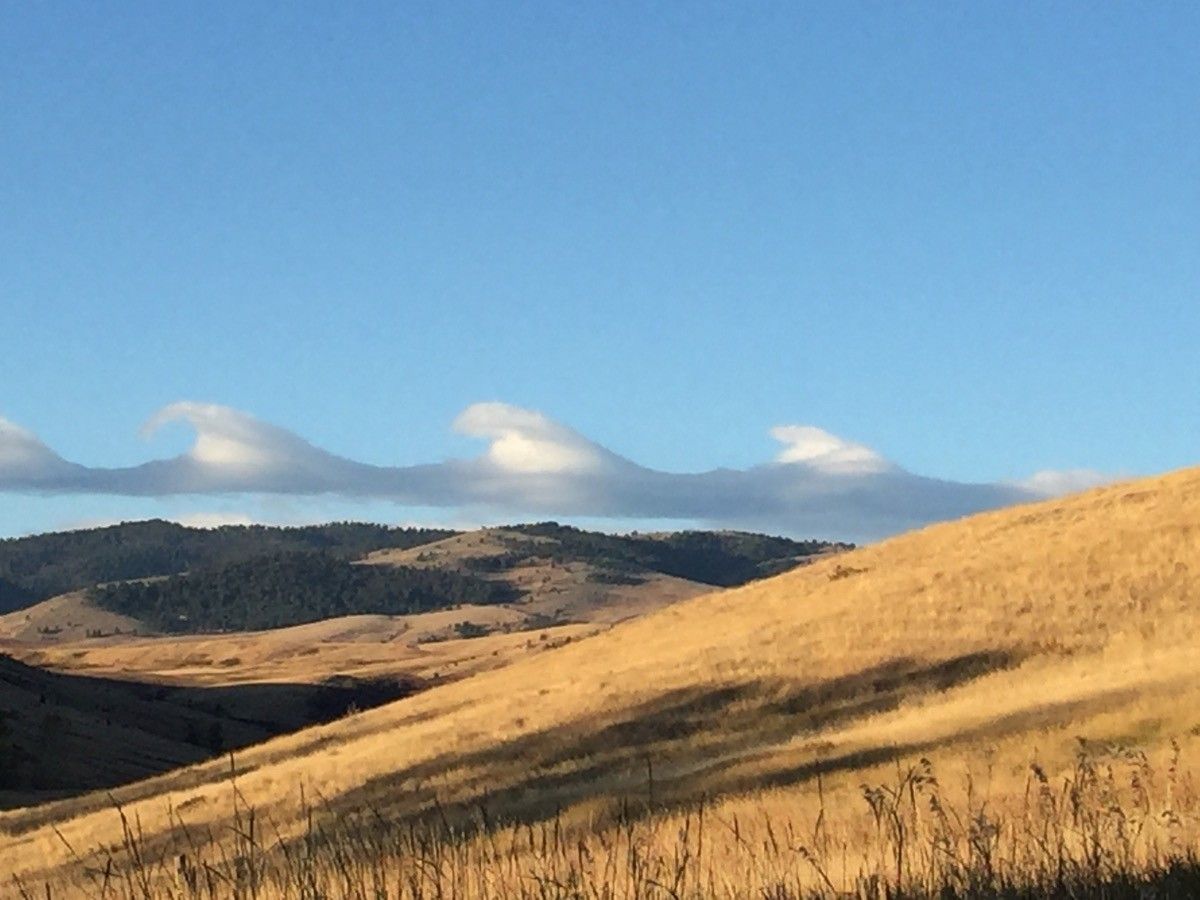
0,525,768,805
363,529,717,628
0,653,416,808
0,591,149,642
6,467,1200,895
7,609,599,688
0,605,597,809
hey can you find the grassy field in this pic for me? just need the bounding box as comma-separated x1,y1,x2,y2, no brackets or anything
4,606,598,687
4,466,1200,895
17,744,1200,898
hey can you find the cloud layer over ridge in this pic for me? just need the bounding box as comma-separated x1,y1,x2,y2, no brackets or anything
0,402,1109,540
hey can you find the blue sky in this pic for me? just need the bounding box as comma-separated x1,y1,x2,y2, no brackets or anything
2,2,1197,539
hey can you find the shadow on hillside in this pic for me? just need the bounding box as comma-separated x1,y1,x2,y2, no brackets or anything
0,654,419,808
338,649,1041,828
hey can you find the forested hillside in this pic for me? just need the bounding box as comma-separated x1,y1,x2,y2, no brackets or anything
0,576,36,615
90,552,518,633
0,520,457,609
492,523,849,586
3,519,847,634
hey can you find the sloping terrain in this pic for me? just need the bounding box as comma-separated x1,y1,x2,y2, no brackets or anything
0,604,596,809
87,552,519,633
362,527,720,624
5,467,1200,888
0,654,416,809
0,591,148,642
6,607,597,688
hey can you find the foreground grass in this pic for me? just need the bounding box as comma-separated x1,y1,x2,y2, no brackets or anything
18,743,1200,899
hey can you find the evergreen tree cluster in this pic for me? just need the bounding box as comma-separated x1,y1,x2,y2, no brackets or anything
0,576,36,615
501,523,850,587
0,710,22,789
90,551,519,633
0,520,457,611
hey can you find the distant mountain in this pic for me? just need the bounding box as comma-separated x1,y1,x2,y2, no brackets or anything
1,519,848,635
361,523,851,634
500,522,850,587
0,519,457,608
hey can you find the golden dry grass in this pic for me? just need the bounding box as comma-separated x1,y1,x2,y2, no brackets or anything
24,744,1200,898
362,527,713,624
4,607,597,688
5,466,1200,894
0,592,148,642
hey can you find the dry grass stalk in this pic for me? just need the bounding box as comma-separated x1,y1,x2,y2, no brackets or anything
19,743,1200,900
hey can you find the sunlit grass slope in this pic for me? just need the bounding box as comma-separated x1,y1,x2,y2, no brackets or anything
5,466,1200,889
6,607,597,687
0,591,148,642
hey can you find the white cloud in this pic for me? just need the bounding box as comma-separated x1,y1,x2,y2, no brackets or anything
770,425,890,473
0,401,1114,541
138,402,353,489
144,403,282,471
453,402,611,474
171,511,257,529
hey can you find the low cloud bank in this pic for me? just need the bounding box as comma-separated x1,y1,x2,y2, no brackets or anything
0,402,1109,540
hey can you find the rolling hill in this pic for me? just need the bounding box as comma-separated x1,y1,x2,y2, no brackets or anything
0,653,417,808
0,591,146,643
88,551,520,633
6,607,599,690
0,603,599,809
0,520,457,610
1,520,841,637
0,522,839,817
5,467,1200,893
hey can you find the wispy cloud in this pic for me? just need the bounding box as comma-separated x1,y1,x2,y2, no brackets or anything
0,402,1111,540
